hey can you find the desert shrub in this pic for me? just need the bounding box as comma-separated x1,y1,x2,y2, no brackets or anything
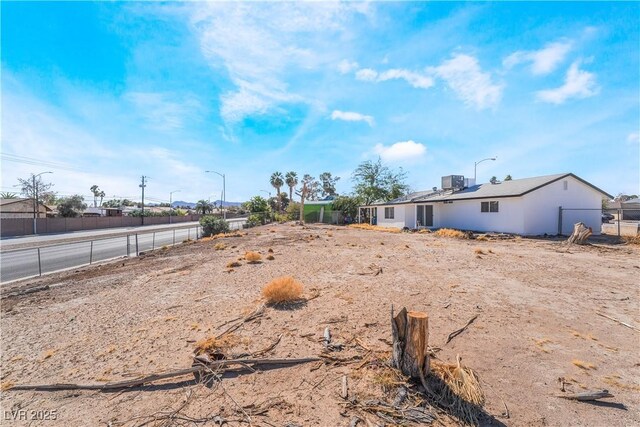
246,213,266,227
622,235,640,245
273,213,288,223
434,228,467,239
226,261,241,268
194,334,239,356
200,216,230,237
262,276,303,304
266,255,275,260
245,251,262,263
348,224,402,233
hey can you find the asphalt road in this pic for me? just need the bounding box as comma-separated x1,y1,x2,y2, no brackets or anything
1,219,246,283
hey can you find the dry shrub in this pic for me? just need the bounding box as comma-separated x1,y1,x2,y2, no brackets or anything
40,349,56,361
348,224,402,233
434,228,467,239
534,338,552,353
245,251,262,263
226,261,241,268
430,356,485,425
262,276,304,305
212,232,245,240
622,235,640,245
375,254,382,258
372,365,409,393
266,255,275,260
267,248,274,253
418,229,431,234
572,359,597,370
475,235,488,241
214,242,226,250
474,248,485,255
225,268,235,273
194,334,239,357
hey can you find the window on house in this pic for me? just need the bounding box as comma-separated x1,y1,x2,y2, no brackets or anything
384,207,394,219
481,201,499,213
563,180,568,190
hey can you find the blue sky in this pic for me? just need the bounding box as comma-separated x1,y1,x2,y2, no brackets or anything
2,1,639,204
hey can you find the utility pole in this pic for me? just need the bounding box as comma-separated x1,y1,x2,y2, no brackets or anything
169,189,181,224
139,175,147,225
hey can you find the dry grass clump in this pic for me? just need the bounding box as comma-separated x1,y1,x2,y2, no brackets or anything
262,276,304,305
572,359,597,370
267,248,274,253
474,248,485,255
266,255,275,261
434,228,467,239
194,333,239,357
622,235,640,245
349,223,402,233
430,356,485,425
212,232,245,239
475,235,488,241
245,251,262,263
371,365,409,393
40,349,56,361
214,242,226,250
226,261,241,268
418,228,431,234
534,338,552,353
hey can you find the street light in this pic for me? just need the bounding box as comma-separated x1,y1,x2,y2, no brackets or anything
169,190,181,224
474,157,497,184
206,170,226,220
32,171,53,234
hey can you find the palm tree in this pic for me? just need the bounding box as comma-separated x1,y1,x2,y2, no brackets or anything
270,172,284,212
285,171,298,202
0,192,18,199
195,199,213,215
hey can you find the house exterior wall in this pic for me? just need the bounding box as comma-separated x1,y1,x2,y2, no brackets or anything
521,176,603,235
376,205,406,228
0,200,48,219
437,197,526,234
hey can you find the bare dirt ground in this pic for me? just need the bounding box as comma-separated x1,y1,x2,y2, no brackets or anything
1,223,639,426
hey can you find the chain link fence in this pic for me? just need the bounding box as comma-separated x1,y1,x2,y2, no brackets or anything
1,225,209,283
558,207,640,237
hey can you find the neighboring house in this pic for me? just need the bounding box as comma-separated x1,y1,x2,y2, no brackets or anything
0,198,52,219
83,207,124,217
304,197,340,223
359,173,612,236
621,198,640,220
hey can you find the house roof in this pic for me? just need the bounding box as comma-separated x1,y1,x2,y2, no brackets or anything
369,173,612,206
0,198,52,210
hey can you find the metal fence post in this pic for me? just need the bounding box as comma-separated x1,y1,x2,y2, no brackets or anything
173,229,176,246
188,228,191,241
557,206,563,236
135,234,139,256
127,235,130,257
90,240,94,264
152,232,156,250
37,247,42,276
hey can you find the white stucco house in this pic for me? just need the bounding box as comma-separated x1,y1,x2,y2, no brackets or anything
358,173,612,236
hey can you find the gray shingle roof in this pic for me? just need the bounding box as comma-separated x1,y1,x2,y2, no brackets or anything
370,173,612,205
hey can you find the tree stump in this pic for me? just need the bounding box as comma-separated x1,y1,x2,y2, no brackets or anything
567,222,592,245
391,307,430,385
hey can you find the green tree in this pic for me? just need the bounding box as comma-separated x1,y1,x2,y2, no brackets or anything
285,171,298,202
490,176,498,184
351,158,409,205
504,175,513,181
319,172,340,198
195,200,214,215
331,195,360,220
57,195,87,217
200,216,230,237
243,196,270,213
270,172,284,212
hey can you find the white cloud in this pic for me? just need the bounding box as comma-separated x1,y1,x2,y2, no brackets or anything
373,140,427,162
338,59,359,74
355,67,434,89
627,132,639,144
355,68,379,81
378,69,434,89
503,41,573,75
125,91,201,131
429,54,503,110
536,61,599,104
189,2,369,124
331,110,374,126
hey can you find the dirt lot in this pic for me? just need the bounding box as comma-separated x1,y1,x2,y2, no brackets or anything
1,223,639,426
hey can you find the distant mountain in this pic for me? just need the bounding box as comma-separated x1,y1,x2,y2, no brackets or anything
171,200,243,209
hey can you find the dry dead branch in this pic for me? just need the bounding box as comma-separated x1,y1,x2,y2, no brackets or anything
445,315,479,345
